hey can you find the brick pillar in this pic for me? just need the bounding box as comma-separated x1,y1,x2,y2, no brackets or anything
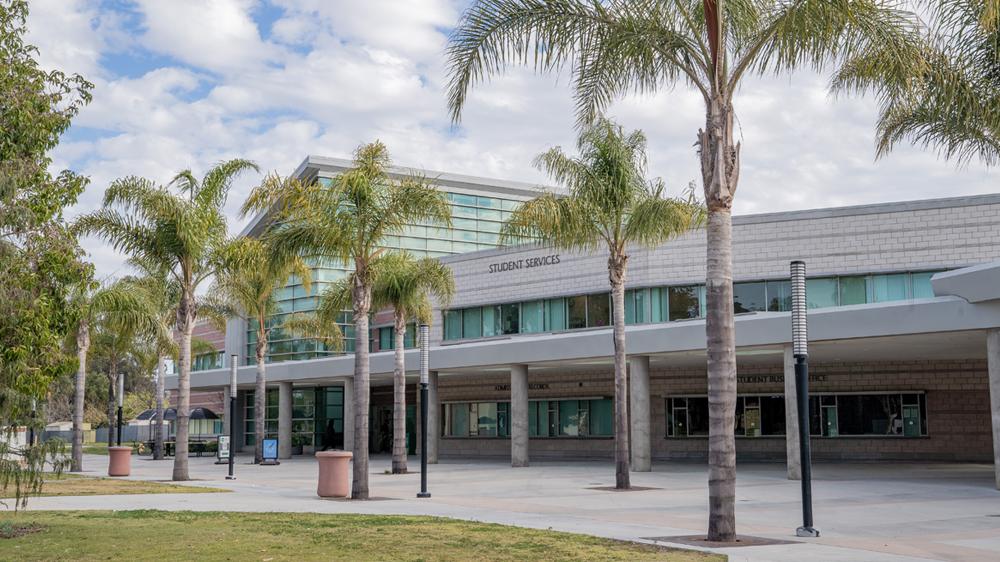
988,329,1000,490
510,365,529,467
784,344,802,480
278,381,293,459
629,355,651,472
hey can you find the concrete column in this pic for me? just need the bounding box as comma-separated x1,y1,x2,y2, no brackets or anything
428,371,440,464
278,382,293,459
784,345,802,480
510,364,529,467
629,355,651,472
988,329,1000,490
342,378,354,452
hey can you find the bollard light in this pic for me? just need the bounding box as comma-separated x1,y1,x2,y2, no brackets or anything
791,261,819,538
227,354,238,480
117,374,125,446
417,324,431,498
28,397,37,448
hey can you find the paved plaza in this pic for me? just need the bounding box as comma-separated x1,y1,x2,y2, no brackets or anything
20,454,1000,561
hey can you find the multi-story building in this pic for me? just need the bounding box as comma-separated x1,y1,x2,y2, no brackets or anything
172,158,1000,487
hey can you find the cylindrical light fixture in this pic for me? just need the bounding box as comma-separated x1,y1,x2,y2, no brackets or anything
227,354,238,480
417,324,431,498
790,260,818,538
28,397,37,448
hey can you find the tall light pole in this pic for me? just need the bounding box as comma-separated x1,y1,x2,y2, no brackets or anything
116,373,125,447
227,354,238,480
28,397,37,447
791,260,819,538
417,324,431,498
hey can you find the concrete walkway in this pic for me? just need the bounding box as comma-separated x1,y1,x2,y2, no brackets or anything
16,454,1000,562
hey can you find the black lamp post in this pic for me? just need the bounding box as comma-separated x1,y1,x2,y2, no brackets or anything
27,397,36,448
227,354,237,480
791,260,819,538
417,323,431,498
116,374,124,447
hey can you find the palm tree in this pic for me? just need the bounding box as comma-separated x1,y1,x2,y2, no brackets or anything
211,234,312,463
371,252,455,474
67,278,164,470
76,159,258,480
242,143,452,499
446,0,921,540
842,0,999,165
501,118,703,489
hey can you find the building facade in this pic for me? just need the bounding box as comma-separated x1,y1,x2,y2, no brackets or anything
170,159,1000,486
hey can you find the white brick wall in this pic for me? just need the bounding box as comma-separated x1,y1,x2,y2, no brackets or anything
432,195,1000,344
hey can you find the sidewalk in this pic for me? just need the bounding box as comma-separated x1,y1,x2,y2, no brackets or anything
18,454,1000,562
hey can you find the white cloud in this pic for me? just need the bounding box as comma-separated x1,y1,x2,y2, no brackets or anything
24,0,1000,279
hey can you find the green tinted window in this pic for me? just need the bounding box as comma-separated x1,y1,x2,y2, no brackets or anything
567,296,587,329
650,287,668,322
589,399,613,436
522,300,544,333
444,310,462,340
587,293,610,327
462,307,482,339
450,193,478,206
838,276,868,305
733,282,766,313
766,280,792,311
501,303,520,334
872,273,908,302
669,286,701,320
911,272,936,299
482,305,499,337
545,298,567,331
806,278,839,309
477,196,502,209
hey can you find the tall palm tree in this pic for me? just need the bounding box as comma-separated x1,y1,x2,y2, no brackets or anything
211,234,312,463
242,143,452,499
371,252,455,474
446,0,921,540
76,158,258,480
500,118,703,489
66,278,162,471
842,0,999,165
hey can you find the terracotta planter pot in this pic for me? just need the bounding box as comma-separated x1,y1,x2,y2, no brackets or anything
108,446,132,477
316,451,353,498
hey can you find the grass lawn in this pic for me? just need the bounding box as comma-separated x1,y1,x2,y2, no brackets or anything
1,473,227,498
0,511,722,561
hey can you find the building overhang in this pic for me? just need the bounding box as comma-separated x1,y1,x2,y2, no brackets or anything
171,295,1000,391
932,261,1000,303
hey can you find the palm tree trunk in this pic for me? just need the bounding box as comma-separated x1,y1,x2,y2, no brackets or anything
609,253,630,489
154,355,166,460
351,275,372,499
254,330,267,464
172,289,195,481
391,313,407,474
700,95,740,542
71,324,89,472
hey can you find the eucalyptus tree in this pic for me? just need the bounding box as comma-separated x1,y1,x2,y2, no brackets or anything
242,143,452,499
447,0,922,539
501,118,703,489
372,252,455,474
67,278,164,470
843,0,1000,165
76,159,258,480
211,234,312,463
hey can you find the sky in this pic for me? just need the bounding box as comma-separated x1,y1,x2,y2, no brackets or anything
26,0,998,279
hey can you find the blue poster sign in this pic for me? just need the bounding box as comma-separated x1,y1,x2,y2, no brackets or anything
262,438,278,460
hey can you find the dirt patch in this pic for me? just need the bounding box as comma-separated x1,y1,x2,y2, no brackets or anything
644,534,800,548
0,522,45,539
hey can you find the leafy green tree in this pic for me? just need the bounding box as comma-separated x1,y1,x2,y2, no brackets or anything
501,118,703,489
66,278,166,470
842,0,999,164
76,160,258,481
0,0,92,509
370,253,454,474
447,0,921,540
211,229,313,463
243,143,452,499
